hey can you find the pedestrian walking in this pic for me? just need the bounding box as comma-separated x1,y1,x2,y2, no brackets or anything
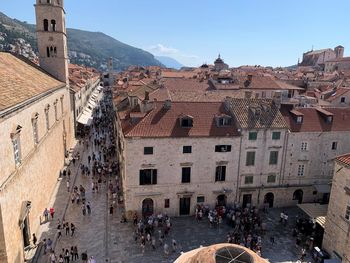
64,249,70,263
172,239,177,252
58,254,64,263
32,233,37,247
71,223,76,236
70,247,74,261
50,207,55,219
81,251,88,263
164,243,169,255
88,256,96,263
66,180,70,192
73,246,79,260
87,202,91,215
109,204,113,215
151,237,156,250
65,223,70,235
43,208,49,222
82,204,86,216
50,250,57,263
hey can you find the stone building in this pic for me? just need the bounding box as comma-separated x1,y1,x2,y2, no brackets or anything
323,154,350,263
117,100,241,216
300,45,344,68
0,1,74,262
325,57,350,73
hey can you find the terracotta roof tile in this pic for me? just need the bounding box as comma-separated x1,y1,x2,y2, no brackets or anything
122,101,239,138
0,52,64,111
225,98,288,129
281,106,350,132
336,153,350,166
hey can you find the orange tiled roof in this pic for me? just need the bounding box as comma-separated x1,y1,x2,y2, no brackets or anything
122,101,239,138
0,52,64,111
336,153,350,166
326,87,350,102
281,106,350,132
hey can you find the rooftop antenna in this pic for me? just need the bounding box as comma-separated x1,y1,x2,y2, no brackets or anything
311,45,314,51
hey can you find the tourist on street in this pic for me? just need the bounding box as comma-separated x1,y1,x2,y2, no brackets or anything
43,208,49,222
87,202,91,215
64,249,70,263
65,222,70,235
70,246,74,261
164,243,169,255
109,204,113,215
50,207,55,219
49,250,57,263
46,238,53,253
71,223,76,236
58,254,64,263
32,233,37,247
73,246,79,260
88,256,96,263
81,251,88,263
172,239,177,252
66,180,70,192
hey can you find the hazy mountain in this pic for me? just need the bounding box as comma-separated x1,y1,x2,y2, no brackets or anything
0,12,164,71
155,56,183,69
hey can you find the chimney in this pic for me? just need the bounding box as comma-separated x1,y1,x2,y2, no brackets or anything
164,99,172,110
140,100,154,113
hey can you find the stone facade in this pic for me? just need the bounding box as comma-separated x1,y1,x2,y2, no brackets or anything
120,136,241,216
323,158,350,263
0,87,73,263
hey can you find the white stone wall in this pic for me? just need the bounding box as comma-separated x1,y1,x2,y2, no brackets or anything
122,136,241,216
0,87,74,263
323,162,350,263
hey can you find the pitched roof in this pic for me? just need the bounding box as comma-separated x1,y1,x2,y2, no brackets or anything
122,101,239,138
0,52,64,112
336,153,350,166
225,98,288,129
281,106,350,132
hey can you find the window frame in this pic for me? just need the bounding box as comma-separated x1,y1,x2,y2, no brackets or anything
248,131,257,140
345,200,350,221
244,176,254,184
267,174,276,183
301,142,308,151
12,135,22,166
197,196,205,203
183,145,192,154
181,167,191,183
144,147,154,155
272,131,281,140
297,164,305,176
269,151,279,165
215,145,232,152
246,151,256,166
331,141,338,150
32,116,39,144
181,117,193,128
164,199,170,208
215,166,226,182
340,97,346,103
139,169,157,185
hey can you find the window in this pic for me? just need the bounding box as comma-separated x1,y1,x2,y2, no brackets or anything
139,169,157,185
183,146,192,154
272,132,281,140
345,200,350,220
331,141,338,150
341,97,346,103
46,47,50,57
218,117,231,126
269,151,278,165
261,91,266,98
197,196,205,203
181,167,191,183
50,19,56,31
32,116,39,144
248,132,257,140
45,106,50,131
43,19,48,31
296,116,303,124
297,164,305,176
246,151,255,166
267,174,276,183
244,176,254,184
215,145,232,152
326,116,333,123
60,96,64,115
215,166,226,182
144,147,153,155
181,118,193,128
301,142,308,151
54,101,58,121
12,136,21,166
164,199,170,208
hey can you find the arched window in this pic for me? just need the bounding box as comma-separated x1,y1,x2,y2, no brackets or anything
47,0,51,3
54,47,57,57
51,20,56,31
43,19,49,31
46,47,50,57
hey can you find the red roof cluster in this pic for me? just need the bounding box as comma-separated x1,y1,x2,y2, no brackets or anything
69,64,100,91
336,153,350,166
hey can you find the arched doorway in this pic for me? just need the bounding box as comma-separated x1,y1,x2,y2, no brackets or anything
142,198,154,218
217,194,227,207
264,192,274,208
293,189,303,204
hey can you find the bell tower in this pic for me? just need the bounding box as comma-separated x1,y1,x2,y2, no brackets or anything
35,0,69,85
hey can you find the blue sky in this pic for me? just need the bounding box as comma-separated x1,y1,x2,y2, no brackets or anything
1,0,350,67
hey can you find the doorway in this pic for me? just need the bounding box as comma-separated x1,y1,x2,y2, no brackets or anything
293,189,303,204
217,194,227,207
22,216,30,248
179,197,191,215
264,192,274,208
242,194,252,208
142,198,154,218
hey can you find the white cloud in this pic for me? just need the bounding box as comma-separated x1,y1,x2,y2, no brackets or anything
146,43,201,67
147,44,178,54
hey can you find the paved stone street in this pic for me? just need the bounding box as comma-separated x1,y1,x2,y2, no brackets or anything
34,93,313,263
